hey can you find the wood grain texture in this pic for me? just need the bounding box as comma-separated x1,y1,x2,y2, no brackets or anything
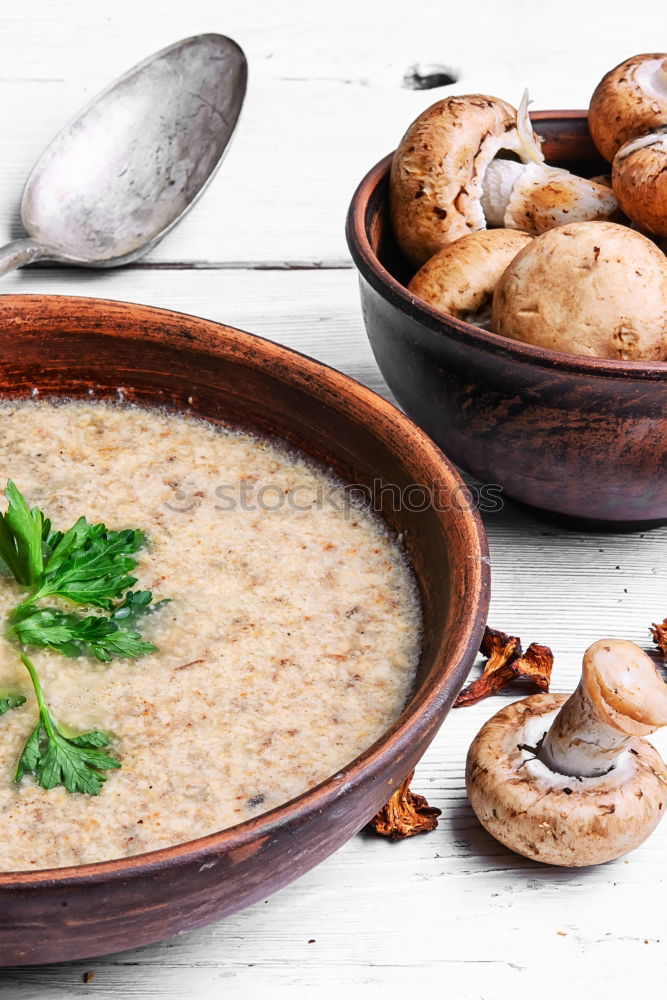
1,0,667,994
0,0,662,266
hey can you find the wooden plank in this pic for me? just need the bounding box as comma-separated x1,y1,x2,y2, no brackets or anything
0,0,661,266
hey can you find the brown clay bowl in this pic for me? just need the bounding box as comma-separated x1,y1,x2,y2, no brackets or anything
346,111,667,525
0,294,489,965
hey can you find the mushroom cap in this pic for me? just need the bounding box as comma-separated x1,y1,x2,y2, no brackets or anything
466,692,667,866
407,229,533,323
589,53,667,163
491,221,667,361
583,638,667,737
390,94,542,267
612,127,667,237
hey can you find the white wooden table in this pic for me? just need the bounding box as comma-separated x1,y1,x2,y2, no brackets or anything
1,2,666,996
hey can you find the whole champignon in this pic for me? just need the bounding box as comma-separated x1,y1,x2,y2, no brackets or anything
589,53,667,163
407,229,533,328
466,639,667,866
492,221,667,361
612,127,667,237
390,92,618,267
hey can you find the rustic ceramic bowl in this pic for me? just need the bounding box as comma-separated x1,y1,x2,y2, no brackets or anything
346,111,667,525
0,294,489,965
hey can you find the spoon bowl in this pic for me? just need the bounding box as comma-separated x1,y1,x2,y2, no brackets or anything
0,34,247,275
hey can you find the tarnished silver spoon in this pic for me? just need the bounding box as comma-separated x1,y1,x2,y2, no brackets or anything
0,33,247,276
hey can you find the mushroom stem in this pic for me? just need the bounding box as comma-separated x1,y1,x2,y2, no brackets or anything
480,159,525,227
538,682,629,777
537,639,667,779
481,159,619,234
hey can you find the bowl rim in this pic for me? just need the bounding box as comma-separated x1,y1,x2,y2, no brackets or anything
0,293,490,888
346,109,667,382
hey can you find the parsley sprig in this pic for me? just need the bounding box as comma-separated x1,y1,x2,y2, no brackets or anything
0,482,167,795
16,653,120,795
8,603,157,662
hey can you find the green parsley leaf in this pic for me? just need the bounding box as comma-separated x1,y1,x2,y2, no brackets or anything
112,589,155,623
68,730,112,748
15,654,119,795
15,720,41,781
0,692,26,715
15,719,119,794
30,522,146,609
0,481,48,586
9,606,156,662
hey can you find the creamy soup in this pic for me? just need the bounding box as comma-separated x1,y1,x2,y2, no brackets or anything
0,401,421,871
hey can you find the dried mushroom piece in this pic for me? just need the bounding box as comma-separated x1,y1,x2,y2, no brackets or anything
454,626,553,707
481,625,522,664
513,643,554,690
650,619,667,657
368,770,441,840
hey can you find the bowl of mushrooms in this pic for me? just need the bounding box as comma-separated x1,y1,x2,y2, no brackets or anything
346,55,667,524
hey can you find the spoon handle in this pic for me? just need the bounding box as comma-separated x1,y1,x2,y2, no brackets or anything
0,238,51,278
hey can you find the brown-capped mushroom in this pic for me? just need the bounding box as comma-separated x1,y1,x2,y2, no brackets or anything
390,92,618,267
492,221,667,360
466,639,667,866
407,229,533,327
612,127,667,237
589,54,667,163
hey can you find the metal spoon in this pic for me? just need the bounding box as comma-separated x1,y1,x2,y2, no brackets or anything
0,33,247,276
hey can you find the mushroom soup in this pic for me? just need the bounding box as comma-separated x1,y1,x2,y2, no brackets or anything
0,400,422,871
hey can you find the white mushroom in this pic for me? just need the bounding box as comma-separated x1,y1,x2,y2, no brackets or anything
466,639,667,866
407,229,533,328
589,53,667,163
491,221,667,361
480,158,618,235
612,127,667,237
390,92,618,267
